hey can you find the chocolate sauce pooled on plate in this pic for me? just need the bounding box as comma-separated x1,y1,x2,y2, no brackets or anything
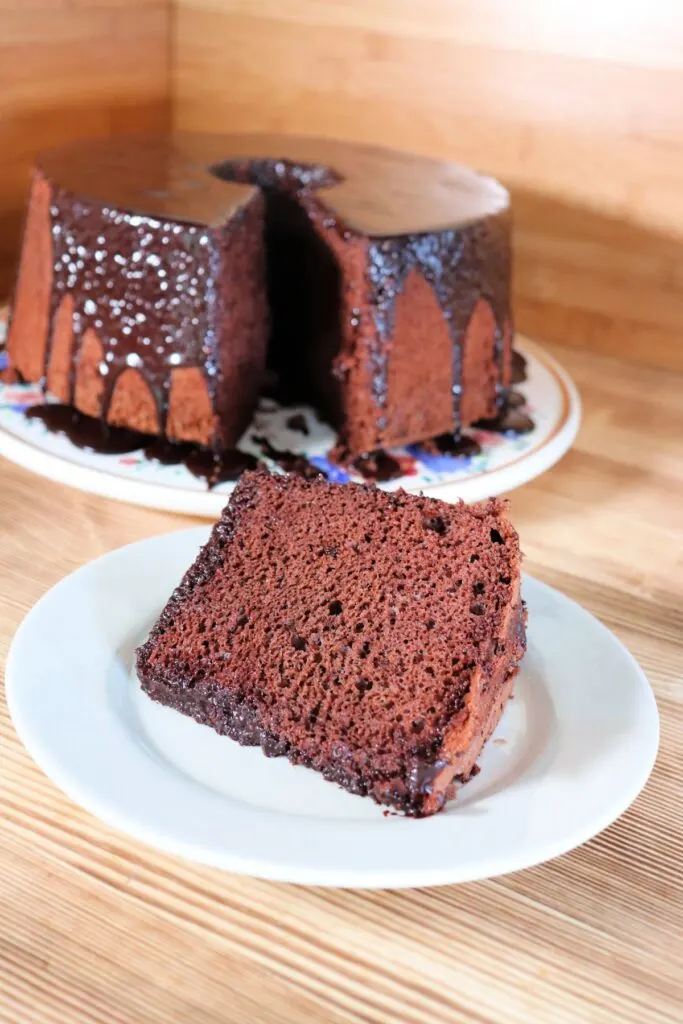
418,433,482,458
252,436,325,480
474,396,534,436
26,404,149,454
505,389,526,409
144,439,258,487
25,403,257,487
511,350,528,385
350,450,404,482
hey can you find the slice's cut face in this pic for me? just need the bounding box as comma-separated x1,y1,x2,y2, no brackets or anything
139,472,525,815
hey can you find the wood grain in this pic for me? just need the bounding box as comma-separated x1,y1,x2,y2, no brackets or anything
0,341,681,1023
0,0,170,297
172,0,683,371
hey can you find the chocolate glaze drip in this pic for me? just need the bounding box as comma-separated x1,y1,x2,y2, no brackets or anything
252,435,325,480
365,216,511,433
409,759,449,796
25,403,257,487
45,189,232,430
26,403,149,454
511,350,527,384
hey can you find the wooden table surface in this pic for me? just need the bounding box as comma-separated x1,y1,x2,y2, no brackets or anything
1,341,681,1024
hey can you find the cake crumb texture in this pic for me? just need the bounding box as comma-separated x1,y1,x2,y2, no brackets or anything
137,471,526,815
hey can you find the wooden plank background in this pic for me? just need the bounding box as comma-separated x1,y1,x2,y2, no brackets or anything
173,0,683,371
0,0,170,297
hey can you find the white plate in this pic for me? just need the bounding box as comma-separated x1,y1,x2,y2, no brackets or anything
0,314,580,512
7,526,658,888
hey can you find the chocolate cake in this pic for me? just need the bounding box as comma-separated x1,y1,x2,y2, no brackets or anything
5,133,513,453
136,470,526,816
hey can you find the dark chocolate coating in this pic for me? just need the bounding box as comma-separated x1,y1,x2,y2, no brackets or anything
365,218,510,427
46,188,236,428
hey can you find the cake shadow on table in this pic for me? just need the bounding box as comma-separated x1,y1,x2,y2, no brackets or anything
3,132,532,485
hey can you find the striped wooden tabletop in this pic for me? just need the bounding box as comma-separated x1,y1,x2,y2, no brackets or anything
0,341,681,1024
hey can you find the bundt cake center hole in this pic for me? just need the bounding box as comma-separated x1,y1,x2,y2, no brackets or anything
210,157,342,192
256,188,345,417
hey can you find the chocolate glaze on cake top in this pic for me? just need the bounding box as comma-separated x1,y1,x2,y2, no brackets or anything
38,135,258,226
38,133,508,234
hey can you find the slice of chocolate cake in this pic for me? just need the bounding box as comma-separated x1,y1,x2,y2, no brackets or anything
136,471,526,816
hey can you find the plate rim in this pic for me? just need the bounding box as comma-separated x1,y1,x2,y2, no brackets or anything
0,336,581,514
5,525,659,889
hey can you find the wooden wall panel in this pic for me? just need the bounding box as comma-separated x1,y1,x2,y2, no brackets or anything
0,1,170,297
172,1,683,370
